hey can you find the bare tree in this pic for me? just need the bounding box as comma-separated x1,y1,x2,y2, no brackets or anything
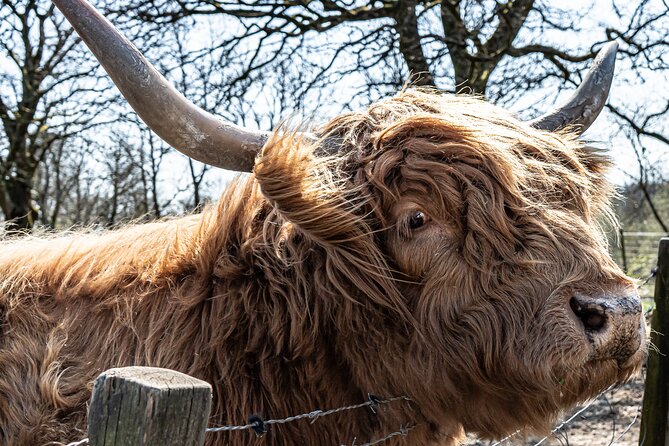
5,0,667,233
605,0,669,230
119,1,618,98
0,0,114,232
610,101,669,232
109,0,668,144
119,0,669,226
36,135,74,228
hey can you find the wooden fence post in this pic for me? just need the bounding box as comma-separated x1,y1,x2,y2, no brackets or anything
639,238,669,446
88,366,212,446
620,228,628,273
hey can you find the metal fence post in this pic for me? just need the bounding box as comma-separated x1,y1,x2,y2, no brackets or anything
639,238,669,446
88,366,212,446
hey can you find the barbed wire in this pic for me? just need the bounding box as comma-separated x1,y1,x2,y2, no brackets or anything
66,377,641,446
63,394,412,446
206,394,411,435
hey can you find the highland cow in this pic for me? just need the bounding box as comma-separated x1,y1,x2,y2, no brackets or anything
0,1,646,445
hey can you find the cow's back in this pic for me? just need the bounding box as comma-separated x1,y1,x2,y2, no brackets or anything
0,216,210,444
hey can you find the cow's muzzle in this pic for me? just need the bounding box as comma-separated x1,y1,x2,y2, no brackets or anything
569,291,645,364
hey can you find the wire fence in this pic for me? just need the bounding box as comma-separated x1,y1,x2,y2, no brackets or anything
63,368,647,446
205,394,411,434
616,231,665,297
64,394,415,446
59,362,652,442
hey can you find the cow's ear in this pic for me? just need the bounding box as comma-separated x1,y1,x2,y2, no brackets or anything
254,131,357,245
254,132,414,320
254,132,378,247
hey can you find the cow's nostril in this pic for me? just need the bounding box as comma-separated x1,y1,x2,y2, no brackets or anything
570,297,607,332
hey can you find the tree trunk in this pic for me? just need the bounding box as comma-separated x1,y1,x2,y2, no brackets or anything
2,178,39,233
441,0,534,95
188,158,205,211
394,0,435,86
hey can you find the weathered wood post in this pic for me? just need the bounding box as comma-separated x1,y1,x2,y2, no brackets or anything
639,238,669,446
88,366,212,446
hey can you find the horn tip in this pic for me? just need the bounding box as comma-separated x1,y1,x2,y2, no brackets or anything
596,41,619,71
528,41,620,133
601,41,619,55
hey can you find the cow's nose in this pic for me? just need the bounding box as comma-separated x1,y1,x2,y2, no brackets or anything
569,296,608,332
569,292,644,362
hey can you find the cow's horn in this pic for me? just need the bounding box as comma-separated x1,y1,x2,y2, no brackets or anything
528,42,618,134
52,0,271,172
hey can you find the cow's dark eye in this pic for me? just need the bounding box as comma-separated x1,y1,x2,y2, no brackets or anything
408,211,428,229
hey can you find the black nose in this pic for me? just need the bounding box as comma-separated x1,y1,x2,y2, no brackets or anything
568,291,644,363
570,296,607,332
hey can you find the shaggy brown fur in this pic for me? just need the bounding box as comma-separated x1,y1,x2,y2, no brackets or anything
0,89,644,445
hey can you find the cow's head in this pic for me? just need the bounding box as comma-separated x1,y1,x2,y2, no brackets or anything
55,0,645,439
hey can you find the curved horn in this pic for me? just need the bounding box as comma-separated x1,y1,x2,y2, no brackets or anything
528,42,618,134
53,0,270,172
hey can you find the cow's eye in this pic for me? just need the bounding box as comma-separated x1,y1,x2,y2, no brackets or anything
408,211,429,229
